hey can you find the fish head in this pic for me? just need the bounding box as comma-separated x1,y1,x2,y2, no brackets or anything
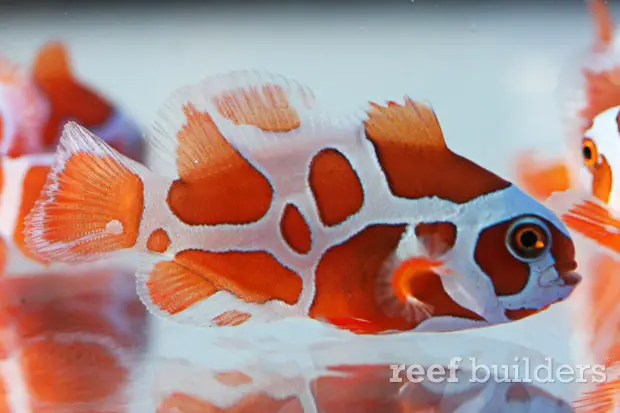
470,186,580,322
578,106,620,209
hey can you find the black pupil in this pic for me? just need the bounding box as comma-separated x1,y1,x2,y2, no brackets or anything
583,145,592,160
520,230,539,249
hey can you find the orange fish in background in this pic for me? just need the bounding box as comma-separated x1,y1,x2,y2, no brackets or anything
513,1,620,411
0,41,143,161
23,70,581,335
0,42,148,411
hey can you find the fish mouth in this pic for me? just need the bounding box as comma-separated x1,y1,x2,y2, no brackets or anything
557,271,581,287
504,271,581,321
505,306,547,321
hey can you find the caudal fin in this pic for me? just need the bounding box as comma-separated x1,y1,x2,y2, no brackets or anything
24,121,146,264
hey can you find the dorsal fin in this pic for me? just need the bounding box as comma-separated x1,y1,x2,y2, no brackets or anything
364,98,448,151
32,41,73,81
590,0,615,52
148,70,317,178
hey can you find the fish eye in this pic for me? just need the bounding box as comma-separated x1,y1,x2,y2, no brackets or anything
505,216,551,262
582,138,599,168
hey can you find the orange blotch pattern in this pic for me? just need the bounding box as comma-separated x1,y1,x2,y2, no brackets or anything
14,165,50,263
215,371,253,387
364,99,510,203
214,84,302,133
166,104,273,226
514,154,572,201
147,260,217,315
21,340,127,404
308,148,364,227
37,153,144,257
211,310,251,327
280,204,312,254
32,42,113,147
157,392,304,413
147,228,171,253
311,365,406,413
414,221,457,257
474,221,530,297
309,225,412,331
175,249,302,306
580,67,620,133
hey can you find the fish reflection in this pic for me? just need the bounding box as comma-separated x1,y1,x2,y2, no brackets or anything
146,357,575,413
0,268,146,412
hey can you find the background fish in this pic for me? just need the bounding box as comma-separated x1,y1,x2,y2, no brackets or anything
0,41,148,412
0,41,143,162
512,1,620,411
23,71,580,335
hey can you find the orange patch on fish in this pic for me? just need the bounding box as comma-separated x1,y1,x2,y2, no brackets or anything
13,165,50,263
175,249,302,305
33,152,144,261
364,99,510,203
214,371,253,386
581,67,620,133
414,221,457,257
309,225,410,331
147,228,171,253
157,392,303,413
212,310,251,327
147,260,217,315
310,224,482,332
32,42,114,147
590,0,615,52
308,148,364,227
214,84,302,132
311,365,405,413
592,155,613,204
562,199,620,253
21,340,127,404
0,377,9,413
474,222,531,296
514,153,572,201
280,203,312,254
166,104,274,226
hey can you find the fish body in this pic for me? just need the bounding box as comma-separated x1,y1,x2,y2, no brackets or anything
0,41,143,161
24,71,580,334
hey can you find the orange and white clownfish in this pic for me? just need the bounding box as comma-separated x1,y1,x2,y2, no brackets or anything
513,2,620,410
23,71,581,335
0,41,143,161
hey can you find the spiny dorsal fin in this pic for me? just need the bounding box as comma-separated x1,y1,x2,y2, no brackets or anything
590,0,615,52
32,41,73,81
365,98,448,151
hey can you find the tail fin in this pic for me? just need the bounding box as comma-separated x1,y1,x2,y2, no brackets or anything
24,122,146,264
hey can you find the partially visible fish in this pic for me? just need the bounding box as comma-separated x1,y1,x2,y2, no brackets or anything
0,41,143,161
513,2,620,411
23,70,580,335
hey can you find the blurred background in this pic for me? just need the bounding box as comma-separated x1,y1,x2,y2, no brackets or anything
0,0,613,410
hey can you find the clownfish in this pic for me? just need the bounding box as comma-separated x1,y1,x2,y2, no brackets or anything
23,71,581,334
0,41,143,161
513,1,620,411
